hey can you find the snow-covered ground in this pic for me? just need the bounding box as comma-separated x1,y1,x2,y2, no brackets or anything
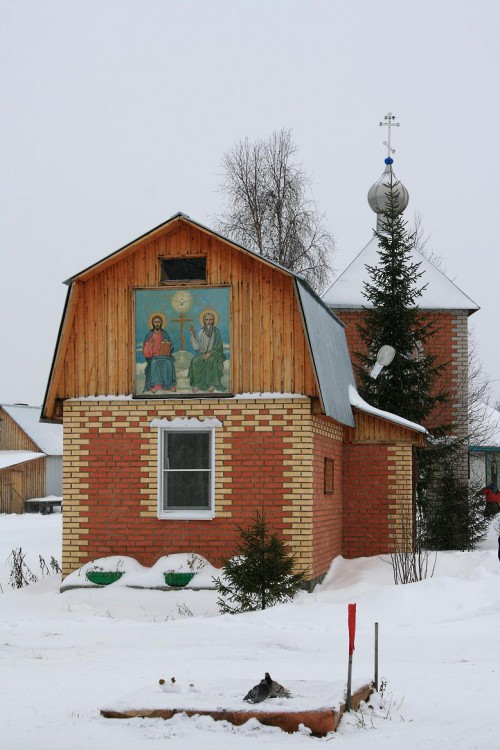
0,511,499,750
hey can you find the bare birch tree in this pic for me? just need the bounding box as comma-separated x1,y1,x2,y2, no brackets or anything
216,128,335,292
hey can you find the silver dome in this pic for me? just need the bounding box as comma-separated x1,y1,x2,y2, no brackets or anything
367,163,409,215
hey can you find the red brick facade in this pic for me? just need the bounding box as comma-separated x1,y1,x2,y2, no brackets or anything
342,443,391,557
331,309,468,435
82,423,290,567
311,417,344,574
63,397,419,582
62,397,319,577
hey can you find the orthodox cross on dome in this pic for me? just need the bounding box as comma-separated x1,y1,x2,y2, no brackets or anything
379,112,400,159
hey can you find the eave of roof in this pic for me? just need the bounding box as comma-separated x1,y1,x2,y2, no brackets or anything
348,385,427,434
0,450,46,471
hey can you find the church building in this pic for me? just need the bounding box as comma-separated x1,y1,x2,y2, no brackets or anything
42,212,426,584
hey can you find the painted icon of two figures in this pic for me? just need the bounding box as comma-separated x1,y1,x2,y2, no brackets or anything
142,310,226,394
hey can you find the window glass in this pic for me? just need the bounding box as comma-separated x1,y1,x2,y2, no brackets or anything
163,471,210,509
165,432,209,470
161,430,212,513
160,257,207,283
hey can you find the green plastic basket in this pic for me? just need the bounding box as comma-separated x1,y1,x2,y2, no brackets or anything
86,571,124,585
164,572,195,587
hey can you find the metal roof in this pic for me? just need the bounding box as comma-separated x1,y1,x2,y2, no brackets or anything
296,279,356,427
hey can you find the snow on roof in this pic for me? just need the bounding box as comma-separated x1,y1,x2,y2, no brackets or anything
322,236,479,312
349,385,427,434
1,405,63,455
67,393,309,401
0,450,46,470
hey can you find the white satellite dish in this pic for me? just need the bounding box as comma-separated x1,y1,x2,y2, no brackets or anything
370,345,396,379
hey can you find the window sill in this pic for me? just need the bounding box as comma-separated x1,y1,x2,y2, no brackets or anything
158,510,214,521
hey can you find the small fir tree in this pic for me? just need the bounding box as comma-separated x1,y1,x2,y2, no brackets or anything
356,178,448,426
214,511,306,614
420,464,489,550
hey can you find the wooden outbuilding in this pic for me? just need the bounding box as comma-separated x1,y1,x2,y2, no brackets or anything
0,404,63,513
42,213,425,583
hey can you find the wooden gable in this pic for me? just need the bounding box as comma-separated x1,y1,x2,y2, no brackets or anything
0,408,40,452
43,216,319,420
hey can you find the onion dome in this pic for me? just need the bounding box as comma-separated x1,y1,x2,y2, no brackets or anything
367,157,409,216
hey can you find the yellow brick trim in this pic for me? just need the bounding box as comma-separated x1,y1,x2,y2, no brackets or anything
386,444,414,549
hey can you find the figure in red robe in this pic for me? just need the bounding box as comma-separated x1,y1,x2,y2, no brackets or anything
142,315,176,392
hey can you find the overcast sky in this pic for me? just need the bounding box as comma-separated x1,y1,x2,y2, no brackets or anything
1,0,499,408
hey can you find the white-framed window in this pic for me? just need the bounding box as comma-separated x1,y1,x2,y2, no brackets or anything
153,417,220,520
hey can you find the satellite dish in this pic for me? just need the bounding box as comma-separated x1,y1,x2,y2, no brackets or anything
377,345,396,366
370,345,396,379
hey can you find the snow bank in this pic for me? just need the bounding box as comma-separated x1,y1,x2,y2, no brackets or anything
61,552,221,591
0,512,499,750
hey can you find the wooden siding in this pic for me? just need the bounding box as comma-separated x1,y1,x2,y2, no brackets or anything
0,458,46,513
346,409,426,445
47,220,319,416
0,409,39,452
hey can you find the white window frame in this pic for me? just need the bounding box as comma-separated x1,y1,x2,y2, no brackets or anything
152,417,220,520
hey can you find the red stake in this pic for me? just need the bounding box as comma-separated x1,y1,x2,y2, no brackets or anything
346,603,356,710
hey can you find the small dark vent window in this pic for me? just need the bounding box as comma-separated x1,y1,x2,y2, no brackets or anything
324,458,334,494
160,257,207,283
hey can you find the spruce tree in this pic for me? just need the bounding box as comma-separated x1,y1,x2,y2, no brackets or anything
356,175,487,551
420,464,489,550
214,511,306,614
356,177,447,425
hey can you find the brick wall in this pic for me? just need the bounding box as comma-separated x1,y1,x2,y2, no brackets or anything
342,440,414,558
62,397,420,578
387,444,414,549
62,397,315,578
332,308,469,435
342,443,390,558
311,417,344,576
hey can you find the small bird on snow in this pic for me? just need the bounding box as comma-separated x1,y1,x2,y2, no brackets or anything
243,678,271,704
159,677,181,693
265,672,292,699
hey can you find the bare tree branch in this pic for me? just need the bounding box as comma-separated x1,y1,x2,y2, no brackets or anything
216,128,335,292
410,210,447,272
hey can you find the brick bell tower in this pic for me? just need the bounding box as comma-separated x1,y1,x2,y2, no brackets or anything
322,113,479,483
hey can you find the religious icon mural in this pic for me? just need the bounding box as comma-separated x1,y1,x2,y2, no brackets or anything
134,287,230,396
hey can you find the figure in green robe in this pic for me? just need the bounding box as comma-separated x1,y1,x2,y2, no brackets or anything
188,312,226,392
